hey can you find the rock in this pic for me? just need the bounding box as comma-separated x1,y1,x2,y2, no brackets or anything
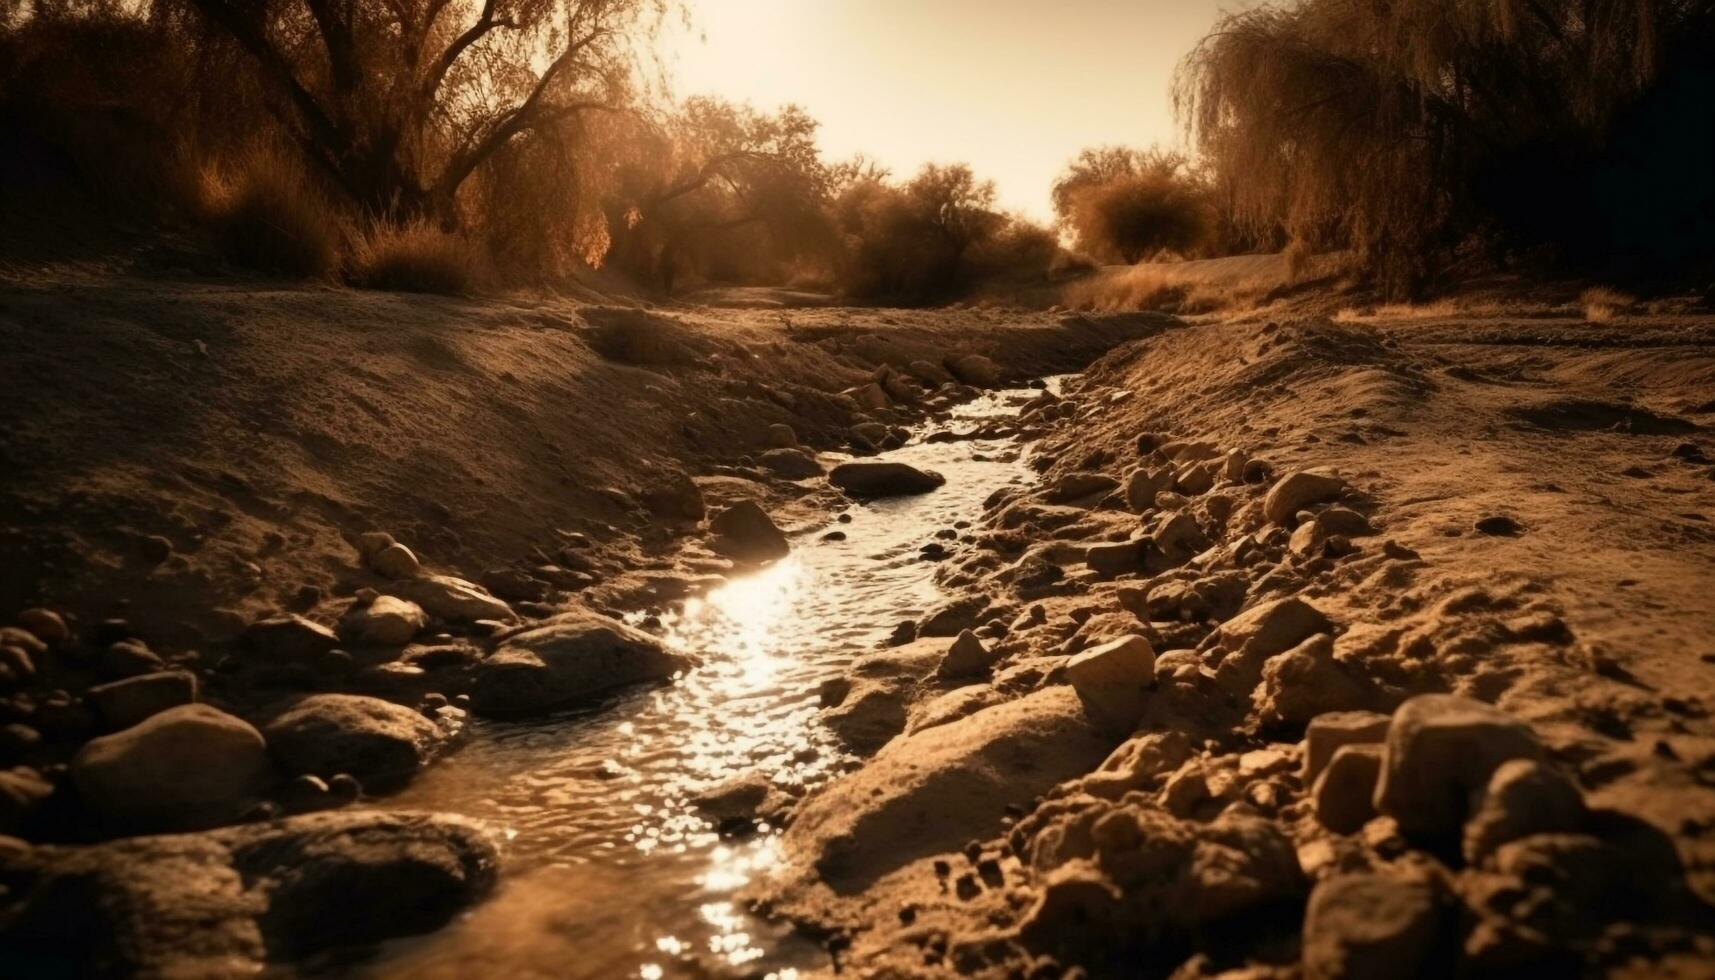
850,421,890,449
1066,635,1156,695
1263,469,1346,525
767,423,798,448
0,767,53,834
340,596,426,646
100,640,165,679
85,671,198,730
1374,694,1545,837
708,501,790,561
758,448,824,479
918,595,991,637
944,352,1002,387
1174,461,1216,495
1124,467,1172,512
1049,472,1119,502
369,542,421,580
1462,759,1587,864
243,615,339,663
71,704,271,831
1254,634,1373,725
786,687,1113,889
1303,711,1390,784
0,810,496,975
1209,597,1334,698
643,472,706,523
16,609,69,646
1312,744,1383,833
849,382,890,410
693,772,771,829
470,610,693,716
829,460,945,497
387,575,514,623
1085,539,1145,576
479,567,549,602
939,630,996,677
1080,731,1195,799
357,531,396,559
908,359,953,385
1302,873,1448,980
1019,804,1303,944
263,694,439,784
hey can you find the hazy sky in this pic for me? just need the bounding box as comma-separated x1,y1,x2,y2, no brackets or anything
665,0,1231,222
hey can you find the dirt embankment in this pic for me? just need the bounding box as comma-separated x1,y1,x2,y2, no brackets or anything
0,270,1165,650
758,311,1715,977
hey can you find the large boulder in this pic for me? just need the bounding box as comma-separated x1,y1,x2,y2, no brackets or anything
0,811,496,976
470,610,693,717
828,461,945,498
785,687,1113,889
1018,802,1304,945
757,448,824,480
944,352,1002,387
1208,597,1334,698
85,671,198,731
1254,634,1374,724
386,575,513,623
1263,469,1346,525
708,501,790,561
339,596,426,647
1303,710,1390,784
262,694,440,783
1461,759,1587,864
242,615,337,663
71,704,271,831
1374,694,1545,837
1302,872,1449,980
1313,744,1383,834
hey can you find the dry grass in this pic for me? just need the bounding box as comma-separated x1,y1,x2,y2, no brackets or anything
348,221,480,295
1579,286,1637,322
1064,266,1246,314
199,151,343,279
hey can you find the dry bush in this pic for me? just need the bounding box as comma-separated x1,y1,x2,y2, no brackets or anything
835,164,1027,303
348,221,480,294
1052,149,1213,264
1579,286,1637,322
200,150,343,279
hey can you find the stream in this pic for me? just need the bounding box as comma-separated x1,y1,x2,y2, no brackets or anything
352,383,1052,979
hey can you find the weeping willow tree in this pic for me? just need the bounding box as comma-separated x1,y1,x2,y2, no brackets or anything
1177,0,1715,292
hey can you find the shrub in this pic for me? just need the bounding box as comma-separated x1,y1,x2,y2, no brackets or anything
1052,148,1213,264
200,150,343,279
348,221,479,295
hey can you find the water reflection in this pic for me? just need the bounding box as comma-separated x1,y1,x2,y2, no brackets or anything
368,385,1048,978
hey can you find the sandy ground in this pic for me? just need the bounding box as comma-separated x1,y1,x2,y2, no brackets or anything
754,302,1715,977
4,256,1715,976
0,267,1160,651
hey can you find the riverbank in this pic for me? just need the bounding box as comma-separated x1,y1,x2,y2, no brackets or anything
756,310,1715,977
3,267,1714,976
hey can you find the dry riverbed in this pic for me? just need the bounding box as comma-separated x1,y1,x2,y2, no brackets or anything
2,272,1714,978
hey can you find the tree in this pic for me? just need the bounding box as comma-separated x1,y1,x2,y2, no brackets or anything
601,97,835,290
1052,147,1208,263
182,0,665,222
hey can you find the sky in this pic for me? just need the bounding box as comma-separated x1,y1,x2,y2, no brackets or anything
663,0,1232,223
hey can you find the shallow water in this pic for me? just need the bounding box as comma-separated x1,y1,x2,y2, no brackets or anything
356,385,1049,979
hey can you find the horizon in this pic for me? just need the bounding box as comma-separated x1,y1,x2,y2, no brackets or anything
665,0,1229,222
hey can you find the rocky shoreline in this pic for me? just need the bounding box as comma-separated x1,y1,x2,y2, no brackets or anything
0,344,1057,975
4,308,1714,977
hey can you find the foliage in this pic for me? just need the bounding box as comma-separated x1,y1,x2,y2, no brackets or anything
1052,148,1210,264
1177,0,1715,293
348,219,478,293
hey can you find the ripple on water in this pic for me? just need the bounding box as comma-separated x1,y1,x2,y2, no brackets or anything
359,385,1051,979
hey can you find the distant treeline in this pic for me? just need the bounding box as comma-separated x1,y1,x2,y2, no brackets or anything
3,0,1711,299
0,0,1071,300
